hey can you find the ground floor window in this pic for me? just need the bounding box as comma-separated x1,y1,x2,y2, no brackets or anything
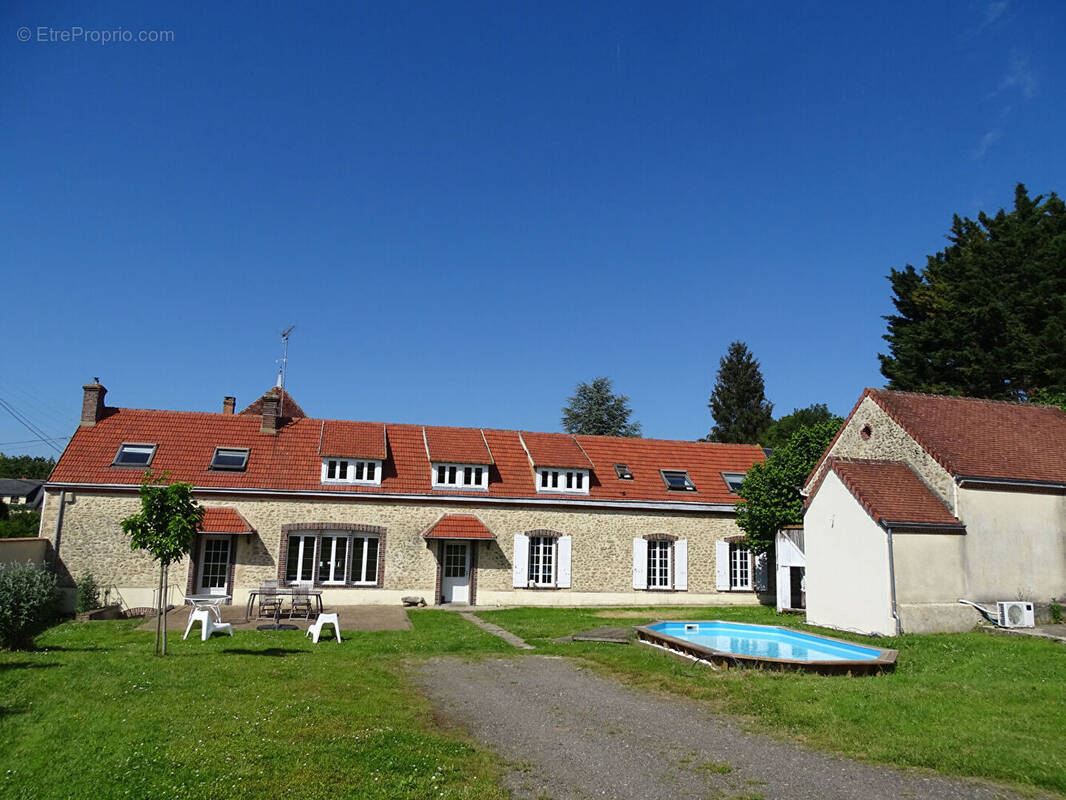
286,531,379,586
528,536,556,586
730,543,752,590
646,540,671,588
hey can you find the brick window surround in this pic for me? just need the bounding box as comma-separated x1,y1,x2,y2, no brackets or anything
278,522,387,588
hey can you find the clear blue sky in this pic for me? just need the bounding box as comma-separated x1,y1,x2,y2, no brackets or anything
3,1,1065,459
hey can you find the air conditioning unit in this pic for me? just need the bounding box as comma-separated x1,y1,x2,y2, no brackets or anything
997,601,1035,628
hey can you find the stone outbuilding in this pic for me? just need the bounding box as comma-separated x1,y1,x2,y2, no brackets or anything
803,388,1066,635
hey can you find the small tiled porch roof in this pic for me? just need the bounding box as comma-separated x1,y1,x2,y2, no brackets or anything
828,458,964,530
199,507,254,534
421,514,496,540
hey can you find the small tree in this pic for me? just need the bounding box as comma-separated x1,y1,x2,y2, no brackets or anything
0,561,56,650
75,573,102,613
734,420,841,554
121,472,203,655
706,341,774,443
561,377,642,437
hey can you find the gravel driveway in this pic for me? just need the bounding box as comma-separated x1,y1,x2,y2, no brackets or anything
413,655,1033,800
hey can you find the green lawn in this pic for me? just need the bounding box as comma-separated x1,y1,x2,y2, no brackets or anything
0,612,512,800
4,607,1064,799
479,605,1066,796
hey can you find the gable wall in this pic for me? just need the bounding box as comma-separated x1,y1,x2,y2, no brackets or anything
809,396,955,510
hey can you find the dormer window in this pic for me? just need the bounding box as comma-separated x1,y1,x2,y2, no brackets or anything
432,463,489,490
321,458,382,486
210,447,249,471
661,469,696,491
722,473,745,493
614,463,633,480
537,468,590,495
112,443,157,467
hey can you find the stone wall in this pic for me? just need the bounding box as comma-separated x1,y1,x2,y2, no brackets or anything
809,396,956,510
40,488,764,607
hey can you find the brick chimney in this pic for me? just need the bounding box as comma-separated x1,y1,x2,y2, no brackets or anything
80,380,107,428
260,388,280,434
222,396,236,415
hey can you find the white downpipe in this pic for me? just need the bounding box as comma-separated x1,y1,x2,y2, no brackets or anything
885,527,901,636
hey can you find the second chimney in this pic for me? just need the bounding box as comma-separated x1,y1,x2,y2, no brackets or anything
260,388,280,434
81,380,107,428
223,396,236,415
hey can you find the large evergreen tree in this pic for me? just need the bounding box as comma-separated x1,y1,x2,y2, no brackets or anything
706,342,773,443
880,184,1066,400
561,377,642,437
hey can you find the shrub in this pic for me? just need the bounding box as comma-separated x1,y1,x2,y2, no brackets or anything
0,561,57,649
0,510,41,539
75,573,101,613
1051,601,1064,625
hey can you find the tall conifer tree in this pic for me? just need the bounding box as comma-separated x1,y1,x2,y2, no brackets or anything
706,342,773,443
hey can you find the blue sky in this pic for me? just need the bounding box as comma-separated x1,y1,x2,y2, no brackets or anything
2,1,1065,458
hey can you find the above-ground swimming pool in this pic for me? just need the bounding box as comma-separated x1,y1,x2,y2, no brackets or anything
635,621,897,674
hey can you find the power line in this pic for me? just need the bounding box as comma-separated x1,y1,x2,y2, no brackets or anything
0,396,66,453
0,437,70,448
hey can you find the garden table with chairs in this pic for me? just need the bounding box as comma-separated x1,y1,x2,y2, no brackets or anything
245,583,325,630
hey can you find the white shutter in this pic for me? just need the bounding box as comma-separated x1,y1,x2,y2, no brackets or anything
715,540,730,590
556,536,572,588
673,539,688,591
632,538,647,589
754,552,769,592
512,534,529,587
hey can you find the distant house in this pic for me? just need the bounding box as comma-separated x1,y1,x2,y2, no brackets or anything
0,479,44,510
40,382,771,610
803,388,1066,635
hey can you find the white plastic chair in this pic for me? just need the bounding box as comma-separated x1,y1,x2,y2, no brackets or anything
183,607,234,641
306,612,341,643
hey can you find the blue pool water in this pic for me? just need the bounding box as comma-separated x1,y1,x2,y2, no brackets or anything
648,622,882,663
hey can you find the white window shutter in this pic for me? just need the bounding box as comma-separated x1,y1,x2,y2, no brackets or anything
512,534,529,587
715,540,730,590
556,536,572,588
674,539,688,591
754,551,769,592
632,538,648,589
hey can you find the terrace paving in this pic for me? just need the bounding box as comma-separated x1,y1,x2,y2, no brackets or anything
135,603,411,632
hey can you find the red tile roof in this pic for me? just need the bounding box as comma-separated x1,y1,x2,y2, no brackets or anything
200,506,254,534
320,420,387,460
50,397,766,506
828,458,963,528
422,514,495,540
423,426,494,465
519,431,593,469
869,389,1066,484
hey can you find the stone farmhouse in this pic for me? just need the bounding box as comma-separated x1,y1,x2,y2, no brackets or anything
40,382,770,611
803,388,1066,635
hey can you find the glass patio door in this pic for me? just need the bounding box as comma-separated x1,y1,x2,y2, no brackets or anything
199,536,231,596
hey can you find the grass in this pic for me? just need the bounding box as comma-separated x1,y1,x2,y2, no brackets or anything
0,611,513,800
4,605,1065,798
479,605,1066,796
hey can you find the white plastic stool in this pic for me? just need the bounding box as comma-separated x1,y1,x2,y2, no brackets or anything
306,612,341,643
183,607,234,641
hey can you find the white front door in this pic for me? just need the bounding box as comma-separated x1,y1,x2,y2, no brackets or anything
441,542,470,603
199,536,232,596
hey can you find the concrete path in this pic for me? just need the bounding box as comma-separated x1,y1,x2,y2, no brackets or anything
460,611,535,649
414,655,1038,800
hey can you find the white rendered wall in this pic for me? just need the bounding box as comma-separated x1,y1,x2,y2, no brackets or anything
957,486,1066,601
804,471,896,636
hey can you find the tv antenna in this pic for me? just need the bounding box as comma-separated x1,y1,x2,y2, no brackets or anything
278,325,295,417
